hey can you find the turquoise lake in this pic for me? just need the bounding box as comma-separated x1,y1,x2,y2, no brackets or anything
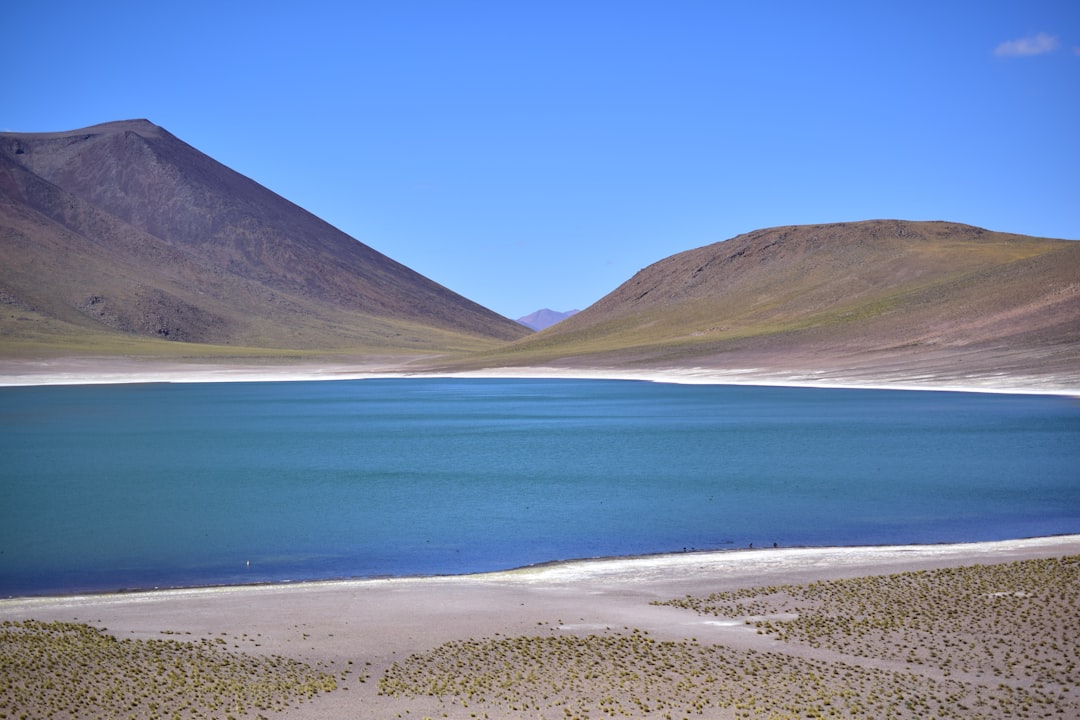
1,378,1078,596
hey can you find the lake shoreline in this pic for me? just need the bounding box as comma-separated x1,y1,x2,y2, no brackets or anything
5,534,1080,602
4,535,1075,604
2,356,1078,397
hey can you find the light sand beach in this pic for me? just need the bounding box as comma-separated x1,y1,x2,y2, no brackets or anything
3,537,1079,718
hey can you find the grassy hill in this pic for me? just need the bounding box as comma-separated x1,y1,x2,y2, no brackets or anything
457,220,1080,383
0,120,530,359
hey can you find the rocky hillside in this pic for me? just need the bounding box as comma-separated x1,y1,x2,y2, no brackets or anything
470,221,1080,384
0,120,529,356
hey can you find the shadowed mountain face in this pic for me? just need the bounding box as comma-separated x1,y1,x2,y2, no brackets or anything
0,119,529,355
476,221,1080,382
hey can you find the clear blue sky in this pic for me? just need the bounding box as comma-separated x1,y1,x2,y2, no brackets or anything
5,1,1078,320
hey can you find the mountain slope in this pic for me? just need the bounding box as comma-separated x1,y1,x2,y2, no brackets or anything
0,120,530,356
466,221,1080,383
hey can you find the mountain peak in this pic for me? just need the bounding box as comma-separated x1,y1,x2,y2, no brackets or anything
517,308,580,331
2,118,164,140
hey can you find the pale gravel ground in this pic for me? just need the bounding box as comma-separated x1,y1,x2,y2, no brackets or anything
3,537,1079,718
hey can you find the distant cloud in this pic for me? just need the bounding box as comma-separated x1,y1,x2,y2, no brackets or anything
994,32,1060,57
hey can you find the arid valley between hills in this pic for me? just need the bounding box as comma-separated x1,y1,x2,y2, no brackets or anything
2,120,1080,718
2,121,1079,388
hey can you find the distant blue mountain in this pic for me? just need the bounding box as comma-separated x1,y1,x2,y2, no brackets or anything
516,308,579,331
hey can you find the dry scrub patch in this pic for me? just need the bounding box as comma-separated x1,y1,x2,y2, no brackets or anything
379,629,1071,719
379,556,1079,719
656,555,1079,686
0,620,339,719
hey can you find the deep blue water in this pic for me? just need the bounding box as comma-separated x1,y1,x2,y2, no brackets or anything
1,378,1078,597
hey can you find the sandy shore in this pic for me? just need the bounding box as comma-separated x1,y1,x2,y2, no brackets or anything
3,536,1078,718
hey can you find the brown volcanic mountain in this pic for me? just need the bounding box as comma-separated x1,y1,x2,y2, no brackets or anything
471,221,1080,386
0,119,529,356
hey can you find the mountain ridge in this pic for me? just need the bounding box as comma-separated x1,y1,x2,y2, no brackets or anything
2,120,1077,389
